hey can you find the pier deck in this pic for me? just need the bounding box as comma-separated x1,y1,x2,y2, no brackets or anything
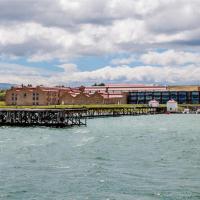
0,108,87,127
0,106,166,127
86,106,166,117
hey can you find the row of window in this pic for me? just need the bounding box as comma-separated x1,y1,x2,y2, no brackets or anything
128,91,200,104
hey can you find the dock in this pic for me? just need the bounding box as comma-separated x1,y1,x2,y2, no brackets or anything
0,107,166,127
0,108,87,127
86,106,166,117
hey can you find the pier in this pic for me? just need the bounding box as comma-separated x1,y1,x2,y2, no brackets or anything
0,108,87,127
86,106,166,117
0,107,166,127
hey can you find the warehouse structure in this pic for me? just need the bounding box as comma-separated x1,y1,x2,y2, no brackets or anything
128,85,200,104
5,84,200,106
5,85,127,106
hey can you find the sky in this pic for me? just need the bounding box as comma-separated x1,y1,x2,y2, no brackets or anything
0,0,200,86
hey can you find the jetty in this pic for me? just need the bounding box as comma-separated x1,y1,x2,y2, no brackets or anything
0,106,166,127
0,108,87,127
86,106,166,117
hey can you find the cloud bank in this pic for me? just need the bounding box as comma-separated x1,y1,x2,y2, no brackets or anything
0,0,200,85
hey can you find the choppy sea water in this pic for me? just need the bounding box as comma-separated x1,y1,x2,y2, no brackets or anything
0,114,200,200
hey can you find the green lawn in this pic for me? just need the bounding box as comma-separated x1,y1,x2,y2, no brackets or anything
0,101,5,106
1,100,199,110
0,102,153,109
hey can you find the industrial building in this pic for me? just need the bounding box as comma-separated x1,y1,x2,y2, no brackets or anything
128,91,200,104
5,84,200,106
5,85,127,106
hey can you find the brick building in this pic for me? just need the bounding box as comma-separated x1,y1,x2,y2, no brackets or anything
5,85,127,106
5,86,70,106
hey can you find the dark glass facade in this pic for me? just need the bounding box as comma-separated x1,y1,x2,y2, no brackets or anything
128,91,200,104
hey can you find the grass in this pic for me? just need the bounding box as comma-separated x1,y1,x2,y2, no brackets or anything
1,100,199,110
0,102,150,109
0,101,5,106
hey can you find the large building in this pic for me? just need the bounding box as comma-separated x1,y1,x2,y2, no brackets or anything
5,84,200,106
128,85,200,104
84,84,167,94
5,85,127,106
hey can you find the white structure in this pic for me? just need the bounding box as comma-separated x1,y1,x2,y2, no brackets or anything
183,108,190,114
148,99,159,108
196,109,200,114
167,99,178,112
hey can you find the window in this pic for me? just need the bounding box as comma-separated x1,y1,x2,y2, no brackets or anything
170,92,178,100
178,92,187,104
154,92,161,96
191,92,199,104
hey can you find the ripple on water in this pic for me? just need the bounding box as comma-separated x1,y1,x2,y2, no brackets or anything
75,136,95,147
1,115,200,200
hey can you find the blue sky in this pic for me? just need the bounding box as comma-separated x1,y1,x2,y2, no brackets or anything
0,0,200,86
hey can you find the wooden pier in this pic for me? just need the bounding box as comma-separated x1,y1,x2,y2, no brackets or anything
0,106,166,127
86,106,166,117
0,108,87,127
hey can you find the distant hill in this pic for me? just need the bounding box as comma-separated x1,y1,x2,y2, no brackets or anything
0,83,15,90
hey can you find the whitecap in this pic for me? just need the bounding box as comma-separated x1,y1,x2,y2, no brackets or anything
73,129,90,134
55,166,70,169
75,137,95,147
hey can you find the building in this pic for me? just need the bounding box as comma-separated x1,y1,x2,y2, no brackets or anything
5,85,128,106
85,84,167,94
167,85,200,91
128,91,200,104
5,85,71,106
60,91,105,105
167,99,178,112
5,84,200,106
148,99,159,108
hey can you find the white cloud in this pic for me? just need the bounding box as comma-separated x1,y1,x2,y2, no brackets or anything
0,63,48,85
59,63,78,73
0,0,200,61
111,56,135,65
1,62,200,86
0,0,200,85
140,50,200,65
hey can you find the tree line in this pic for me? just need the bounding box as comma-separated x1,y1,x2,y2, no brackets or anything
0,90,6,101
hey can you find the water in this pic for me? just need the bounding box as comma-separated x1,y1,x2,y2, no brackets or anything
0,114,200,200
